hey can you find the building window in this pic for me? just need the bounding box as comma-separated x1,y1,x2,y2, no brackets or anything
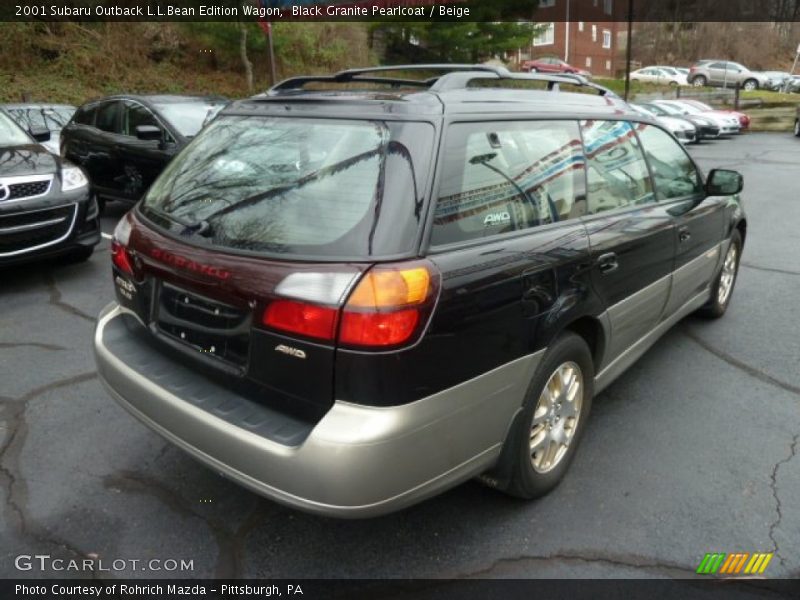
578,21,584,32
539,0,556,6
534,22,555,46
604,0,613,14
602,29,611,49
586,57,592,67
592,25,597,42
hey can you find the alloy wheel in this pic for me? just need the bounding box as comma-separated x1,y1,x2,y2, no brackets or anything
530,362,584,473
718,243,738,306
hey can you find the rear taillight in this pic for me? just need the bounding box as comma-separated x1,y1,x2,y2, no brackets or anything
262,262,439,350
111,240,134,275
263,299,338,342
111,215,134,275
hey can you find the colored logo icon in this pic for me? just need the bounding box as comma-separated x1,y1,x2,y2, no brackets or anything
697,552,773,575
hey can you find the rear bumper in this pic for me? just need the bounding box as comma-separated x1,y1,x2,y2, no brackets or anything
94,303,542,518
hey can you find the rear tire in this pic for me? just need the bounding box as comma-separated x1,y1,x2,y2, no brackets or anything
692,75,707,87
530,67,538,73
498,332,594,499
699,230,742,319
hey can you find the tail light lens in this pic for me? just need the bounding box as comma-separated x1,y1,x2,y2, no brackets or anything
111,215,134,275
340,266,432,348
261,262,440,350
263,299,338,342
111,240,134,275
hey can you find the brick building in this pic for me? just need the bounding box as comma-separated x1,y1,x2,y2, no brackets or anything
513,0,629,78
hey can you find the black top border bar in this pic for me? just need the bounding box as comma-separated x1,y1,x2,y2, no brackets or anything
4,0,800,22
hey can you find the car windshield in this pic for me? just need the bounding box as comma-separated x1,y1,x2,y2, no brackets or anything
675,103,703,115
0,112,33,146
5,106,75,133
153,100,227,137
140,115,433,259
651,103,683,116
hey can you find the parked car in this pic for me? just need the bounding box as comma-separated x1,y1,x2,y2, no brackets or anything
758,71,791,91
0,109,99,266
521,56,592,78
61,94,227,211
688,60,769,90
630,103,697,143
94,64,746,517
675,67,690,77
678,99,750,129
630,67,687,86
652,100,741,135
641,102,721,140
1,103,76,155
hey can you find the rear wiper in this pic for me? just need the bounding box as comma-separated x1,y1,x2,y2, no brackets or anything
143,205,212,237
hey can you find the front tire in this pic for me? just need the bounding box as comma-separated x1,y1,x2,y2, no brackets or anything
499,332,594,499
743,79,758,91
700,231,742,318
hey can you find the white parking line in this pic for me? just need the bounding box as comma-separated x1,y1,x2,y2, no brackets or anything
101,232,113,240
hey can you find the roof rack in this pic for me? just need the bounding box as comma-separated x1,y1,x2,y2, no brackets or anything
265,64,617,98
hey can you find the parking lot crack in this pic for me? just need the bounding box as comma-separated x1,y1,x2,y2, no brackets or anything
0,372,100,575
451,551,693,578
740,263,800,277
768,433,799,566
681,328,800,397
44,271,95,323
103,471,259,578
0,342,66,351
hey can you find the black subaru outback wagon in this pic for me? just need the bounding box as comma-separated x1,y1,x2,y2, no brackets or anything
94,65,746,517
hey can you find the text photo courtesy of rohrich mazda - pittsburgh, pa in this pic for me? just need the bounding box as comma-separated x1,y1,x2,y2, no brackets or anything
2,2,800,599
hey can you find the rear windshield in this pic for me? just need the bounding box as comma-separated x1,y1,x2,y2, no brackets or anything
140,116,434,260
5,106,75,133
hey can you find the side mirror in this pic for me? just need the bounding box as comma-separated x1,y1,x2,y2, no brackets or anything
29,127,51,143
706,169,743,196
136,125,162,141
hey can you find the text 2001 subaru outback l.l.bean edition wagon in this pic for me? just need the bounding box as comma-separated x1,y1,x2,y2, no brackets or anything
94,65,746,517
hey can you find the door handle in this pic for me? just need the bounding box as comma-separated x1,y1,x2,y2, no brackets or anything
596,252,619,274
679,226,691,243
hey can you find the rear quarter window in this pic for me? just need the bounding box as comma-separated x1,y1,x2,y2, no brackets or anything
431,120,587,246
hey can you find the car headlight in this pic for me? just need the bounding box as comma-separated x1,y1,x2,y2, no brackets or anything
61,166,88,192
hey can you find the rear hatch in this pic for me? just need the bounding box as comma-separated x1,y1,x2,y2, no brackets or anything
111,113,436,419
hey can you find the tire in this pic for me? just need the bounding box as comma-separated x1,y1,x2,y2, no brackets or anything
699,230,742,319
669,81,678,86
530,67,538,73
743,79,758,91
498,332,594,499
692,75,707,87
793,119,800,137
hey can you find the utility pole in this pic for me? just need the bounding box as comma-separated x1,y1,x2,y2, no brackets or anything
785,43,800,92
623,0,633,101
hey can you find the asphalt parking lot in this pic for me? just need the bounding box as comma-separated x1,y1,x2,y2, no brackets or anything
1,132,799,580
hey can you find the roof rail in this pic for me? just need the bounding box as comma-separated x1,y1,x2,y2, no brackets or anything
265,63,617,98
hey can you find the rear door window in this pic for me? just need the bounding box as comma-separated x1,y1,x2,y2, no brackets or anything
140,116,433,259
431,120,587,246
580,120,654,214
